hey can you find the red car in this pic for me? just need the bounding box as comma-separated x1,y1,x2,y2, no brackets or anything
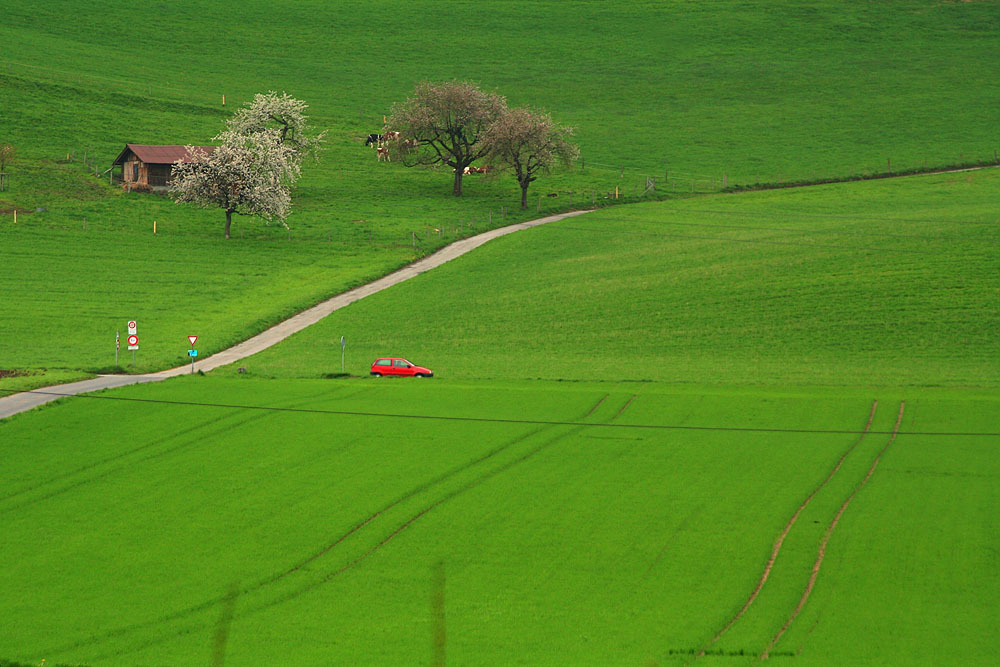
370,358,434,378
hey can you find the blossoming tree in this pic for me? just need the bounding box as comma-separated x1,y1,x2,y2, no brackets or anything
170,92,325,239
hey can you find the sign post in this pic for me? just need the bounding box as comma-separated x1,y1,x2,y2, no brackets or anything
341,336,346,374
127,320,138,364
188,336,198,374
115,331,120,366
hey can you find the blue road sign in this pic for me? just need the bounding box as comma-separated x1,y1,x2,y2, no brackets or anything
188,349,198,357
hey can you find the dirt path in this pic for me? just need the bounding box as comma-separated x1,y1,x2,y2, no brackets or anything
0,209,593,420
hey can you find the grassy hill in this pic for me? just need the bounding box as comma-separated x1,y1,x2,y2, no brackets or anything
218,168,1000,388
1,170,997,664
2,2,999,665
2,0,998,388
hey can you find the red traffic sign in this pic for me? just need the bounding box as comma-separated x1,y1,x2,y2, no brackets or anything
188,336,198,346
128,321,137,332
127,335,138,346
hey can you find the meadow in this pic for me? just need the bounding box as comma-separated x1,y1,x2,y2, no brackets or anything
2,0,999,389
1,168,997,664
216,168,1000,388
1,378,996,664
2,1,999,665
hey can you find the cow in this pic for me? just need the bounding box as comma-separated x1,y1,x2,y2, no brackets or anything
365,133,382,147
377,146,390,161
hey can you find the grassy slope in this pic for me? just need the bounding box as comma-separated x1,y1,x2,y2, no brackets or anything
2,2,999,664
218,169,1000,388
1,171,997,664
1,378,995,665
1,0,999,388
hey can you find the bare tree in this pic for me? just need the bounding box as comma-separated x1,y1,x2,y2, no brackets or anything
386,81,506,196
169,93,323,239
481,108,579,209
0,144,15,173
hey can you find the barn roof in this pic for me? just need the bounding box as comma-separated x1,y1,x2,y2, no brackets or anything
112,144,216,166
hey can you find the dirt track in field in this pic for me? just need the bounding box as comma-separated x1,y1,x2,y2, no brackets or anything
760,401,905,660
696,399,879,658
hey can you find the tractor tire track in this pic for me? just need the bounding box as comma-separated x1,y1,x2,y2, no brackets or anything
0,412,270,515
242,393,612,613
46,394,609,659
612,394,638,421
0,416,234,503
1,386,344,507
696,399,879,658
87,424,582,664
761,401,905,660
44,422,549,656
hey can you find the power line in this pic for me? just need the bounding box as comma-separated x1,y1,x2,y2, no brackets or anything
1,388,995,437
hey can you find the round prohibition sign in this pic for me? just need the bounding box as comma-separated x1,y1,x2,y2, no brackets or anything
128,321,137,329
127,335,138,346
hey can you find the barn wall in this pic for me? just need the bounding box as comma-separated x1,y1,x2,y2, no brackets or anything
122,157,149,185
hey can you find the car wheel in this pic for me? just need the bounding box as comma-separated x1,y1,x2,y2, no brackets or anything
371,372,382,377
414,373,424,378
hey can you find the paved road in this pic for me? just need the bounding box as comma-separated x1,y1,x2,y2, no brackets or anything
0,209,593,420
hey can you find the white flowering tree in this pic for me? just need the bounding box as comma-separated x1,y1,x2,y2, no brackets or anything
169,92,324,239
225,91,326,160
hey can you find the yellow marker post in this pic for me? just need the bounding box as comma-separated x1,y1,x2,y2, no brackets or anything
222,94,226,106
13,209,16,224
153,220,157,235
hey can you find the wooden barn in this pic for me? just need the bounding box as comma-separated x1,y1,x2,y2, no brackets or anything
112,144,215,190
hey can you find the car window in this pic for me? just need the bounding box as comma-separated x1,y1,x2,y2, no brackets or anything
394,360,410,368
375,359,391,366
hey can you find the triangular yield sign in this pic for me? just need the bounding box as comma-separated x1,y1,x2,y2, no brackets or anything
188,336,198,346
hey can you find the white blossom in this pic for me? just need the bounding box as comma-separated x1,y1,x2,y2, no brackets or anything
169,93,324,238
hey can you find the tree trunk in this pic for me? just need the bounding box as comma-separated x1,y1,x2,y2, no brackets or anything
520,182,529,209
225,209,233,239
452,168,463,196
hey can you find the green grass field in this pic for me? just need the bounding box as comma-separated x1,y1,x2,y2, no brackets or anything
218,168,1000,388
2,1,999,664
2,0,998,389
1,379,996,664
2,170,997,664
